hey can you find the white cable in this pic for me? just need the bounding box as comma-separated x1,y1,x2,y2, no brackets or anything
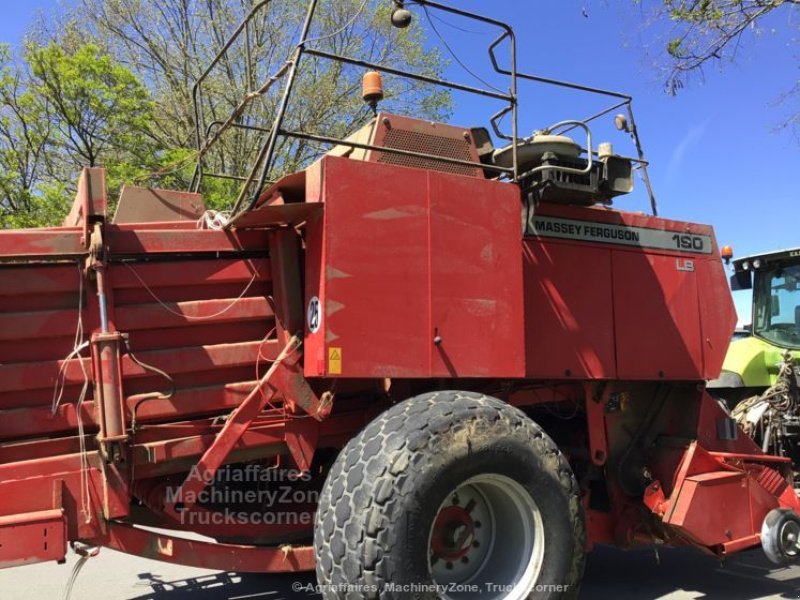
75,358,92,524
197,209,231,230
123,262,258,321
52,263,88,414
51,342,90,414
50,263,92,523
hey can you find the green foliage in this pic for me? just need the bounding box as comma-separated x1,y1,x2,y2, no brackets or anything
2,182,70,228
0,44,54,227
26,43,155,167
0,42,166,227
1,0,452,228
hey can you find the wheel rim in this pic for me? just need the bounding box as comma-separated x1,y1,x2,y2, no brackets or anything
780,519,800,558
428,474,545,600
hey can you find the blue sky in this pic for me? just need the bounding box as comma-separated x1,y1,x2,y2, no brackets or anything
2,0,797,324
0,1,55,43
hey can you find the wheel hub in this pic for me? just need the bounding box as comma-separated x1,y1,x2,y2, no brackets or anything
780,520,800,557
428,474,545,599
431,506,476,561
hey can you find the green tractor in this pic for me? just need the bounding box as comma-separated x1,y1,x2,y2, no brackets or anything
709,248,800,464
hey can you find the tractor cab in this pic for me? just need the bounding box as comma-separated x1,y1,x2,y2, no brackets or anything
714,248,800,394
710,248,800,475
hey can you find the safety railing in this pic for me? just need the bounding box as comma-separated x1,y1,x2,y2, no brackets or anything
190,0,657,221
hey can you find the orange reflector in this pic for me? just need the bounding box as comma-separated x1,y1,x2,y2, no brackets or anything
362,71,384,103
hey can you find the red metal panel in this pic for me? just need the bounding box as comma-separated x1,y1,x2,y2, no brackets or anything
0,307,82,341
0,342,270,397
522,240,616,379
667,470,754,546
0,228,85,260
428,171,524,377
125,321,267,353
0,335,82,364
306,156,524,378
0,263,81,296
696,257,737,378
110,258,270,292
115,297,272,331
0,509,67,569
524,204,729,381
0,380,259,439
305,157,430,377
612,251,703,380
106,227,269,255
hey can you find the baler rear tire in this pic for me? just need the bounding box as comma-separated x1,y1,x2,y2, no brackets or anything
313,391,585,599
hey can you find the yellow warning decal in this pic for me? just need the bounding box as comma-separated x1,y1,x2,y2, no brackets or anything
328,347,342,375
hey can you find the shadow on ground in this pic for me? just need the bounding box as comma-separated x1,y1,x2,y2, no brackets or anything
129,571,317,600
126,546,800,600
581,545,800,600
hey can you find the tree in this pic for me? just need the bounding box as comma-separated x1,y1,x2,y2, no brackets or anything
0,45,53,227
0,43,159,227
2,1,450,226
27,44,155,168
636,1,799,113
26,43,162,197
65,0,451,201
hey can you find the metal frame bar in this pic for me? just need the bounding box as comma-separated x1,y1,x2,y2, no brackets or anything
191,0,658,220
488,51,658,215
281,129,513,175
303,48,511,101
198,118,516,192
190,0,518,220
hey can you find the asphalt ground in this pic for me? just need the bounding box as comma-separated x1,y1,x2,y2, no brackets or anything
1,543,798,599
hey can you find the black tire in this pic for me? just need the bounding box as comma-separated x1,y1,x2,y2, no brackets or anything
762,508,800,566
314,391,585,599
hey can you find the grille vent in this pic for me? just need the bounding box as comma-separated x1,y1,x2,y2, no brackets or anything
376,128,480,177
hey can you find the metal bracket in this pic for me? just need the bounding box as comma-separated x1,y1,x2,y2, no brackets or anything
584,382,612,466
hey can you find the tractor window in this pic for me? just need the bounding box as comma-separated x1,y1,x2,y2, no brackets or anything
753,264,800,349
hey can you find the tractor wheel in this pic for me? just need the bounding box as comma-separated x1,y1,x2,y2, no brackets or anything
762,508,800,566
314,391,585,599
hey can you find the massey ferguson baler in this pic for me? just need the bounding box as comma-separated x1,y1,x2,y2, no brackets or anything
1,2,799,599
